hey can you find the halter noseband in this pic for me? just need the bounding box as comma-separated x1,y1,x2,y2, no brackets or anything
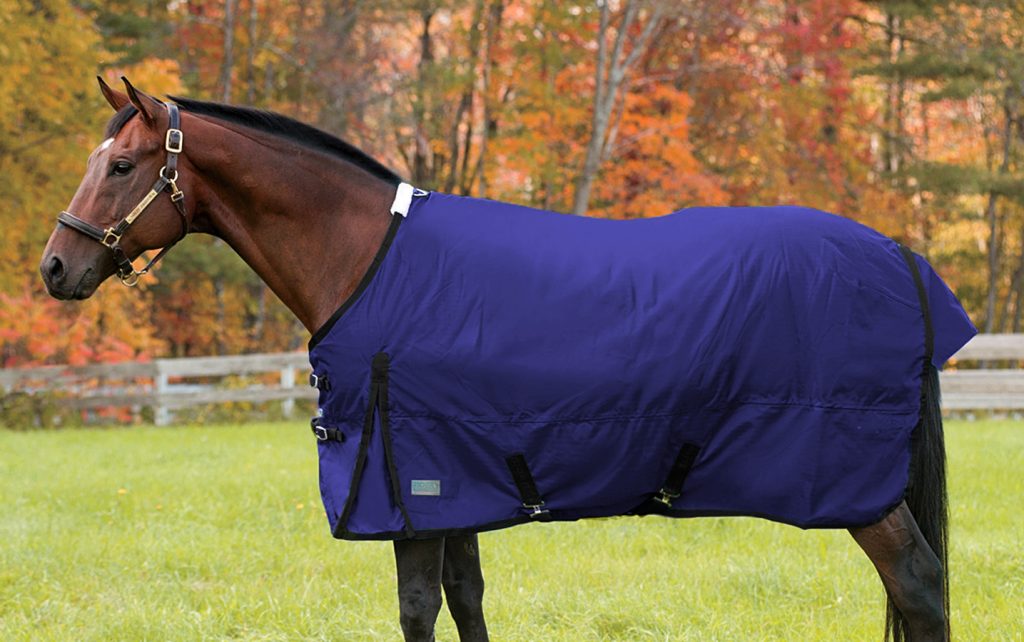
57,102,190,286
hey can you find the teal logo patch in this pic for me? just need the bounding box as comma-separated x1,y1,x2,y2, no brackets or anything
411,479,441,496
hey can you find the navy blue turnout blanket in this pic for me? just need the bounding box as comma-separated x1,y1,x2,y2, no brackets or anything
308,187,976,540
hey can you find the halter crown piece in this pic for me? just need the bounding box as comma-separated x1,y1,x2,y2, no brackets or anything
56,102,190,286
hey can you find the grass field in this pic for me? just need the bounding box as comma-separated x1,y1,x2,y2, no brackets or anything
0,420,1021,641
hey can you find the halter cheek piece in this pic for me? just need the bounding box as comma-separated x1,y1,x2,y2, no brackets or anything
56,102,190,286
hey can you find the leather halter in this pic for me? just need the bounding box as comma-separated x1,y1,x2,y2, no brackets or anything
57,102,190,286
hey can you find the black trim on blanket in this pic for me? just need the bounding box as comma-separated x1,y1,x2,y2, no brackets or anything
308,214,403,351
328,501,912,541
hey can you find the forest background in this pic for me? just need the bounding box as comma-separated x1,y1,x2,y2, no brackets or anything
2,0,1021,366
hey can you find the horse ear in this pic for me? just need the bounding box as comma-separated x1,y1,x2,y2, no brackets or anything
121,76,156,127
97,76,129,111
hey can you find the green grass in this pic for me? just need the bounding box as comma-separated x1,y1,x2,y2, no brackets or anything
0,420,1020,641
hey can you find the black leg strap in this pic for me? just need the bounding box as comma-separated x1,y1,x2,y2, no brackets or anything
505,454,550,518
373,352,416,538
336,380,379,532
652,442,701,507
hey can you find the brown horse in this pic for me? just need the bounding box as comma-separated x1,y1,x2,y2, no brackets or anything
40,78,949,642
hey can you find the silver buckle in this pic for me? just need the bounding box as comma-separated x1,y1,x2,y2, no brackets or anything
313,425,328,441
652,488,679,507
525,502,549,518
310,373,321,388
165,128,184,154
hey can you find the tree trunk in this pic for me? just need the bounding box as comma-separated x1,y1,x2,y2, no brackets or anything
246,0,258,104
999,256,1020,333
472,0,505,198
983,98,1015,333
984,190,1002,334
220,0,236,102
182,0,199,82
572,0,614,216
254,284,267,346
412,8,436,185
1014,226,1024,333
444,0,485,193
571,1,663,216
883,12,895,174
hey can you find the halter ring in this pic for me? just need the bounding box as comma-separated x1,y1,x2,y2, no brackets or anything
119,270,140,287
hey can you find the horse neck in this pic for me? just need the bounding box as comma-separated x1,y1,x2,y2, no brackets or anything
183,114,396,334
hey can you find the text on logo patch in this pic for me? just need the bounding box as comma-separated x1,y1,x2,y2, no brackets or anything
411,479,441,496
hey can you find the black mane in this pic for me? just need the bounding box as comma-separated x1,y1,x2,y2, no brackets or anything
104,97,403,185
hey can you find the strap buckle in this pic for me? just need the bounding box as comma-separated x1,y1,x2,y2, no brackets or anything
309,373,330,390
165,128,184,154
524,502,549,518
101,228,121,248
311,417,328,441
652,488,679,507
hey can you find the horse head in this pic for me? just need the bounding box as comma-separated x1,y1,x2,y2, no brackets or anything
40,77,193,299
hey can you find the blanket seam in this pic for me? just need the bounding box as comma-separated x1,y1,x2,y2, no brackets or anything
319,401,917,426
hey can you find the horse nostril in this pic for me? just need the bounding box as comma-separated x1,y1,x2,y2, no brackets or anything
48,256,66,283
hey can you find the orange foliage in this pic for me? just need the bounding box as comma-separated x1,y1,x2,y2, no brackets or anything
1,0,997,367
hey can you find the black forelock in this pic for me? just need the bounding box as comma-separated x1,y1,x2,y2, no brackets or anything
167,95,403,185
104,105,138,139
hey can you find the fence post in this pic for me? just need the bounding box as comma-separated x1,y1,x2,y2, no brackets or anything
155,361,171,426
280,367,295,418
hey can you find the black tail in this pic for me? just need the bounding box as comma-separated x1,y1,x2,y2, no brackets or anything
887,364,949,642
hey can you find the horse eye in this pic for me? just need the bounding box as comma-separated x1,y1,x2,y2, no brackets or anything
110,161,134,176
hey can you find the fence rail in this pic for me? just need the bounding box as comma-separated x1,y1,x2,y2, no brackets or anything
0,352,313,426
2,335,1023,425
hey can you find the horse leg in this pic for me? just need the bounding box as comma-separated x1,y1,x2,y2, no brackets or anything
442,533,489,641
849,501,947,641
394,537,445,642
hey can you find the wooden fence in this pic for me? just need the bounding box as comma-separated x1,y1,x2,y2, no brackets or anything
0,352,313,426
1,334,1022,426
938,334,1024,411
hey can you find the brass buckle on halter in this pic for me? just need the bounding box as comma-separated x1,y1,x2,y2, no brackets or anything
165,128,184,154
101,228,121,248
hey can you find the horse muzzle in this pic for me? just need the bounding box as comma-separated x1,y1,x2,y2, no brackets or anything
40,253,99,300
